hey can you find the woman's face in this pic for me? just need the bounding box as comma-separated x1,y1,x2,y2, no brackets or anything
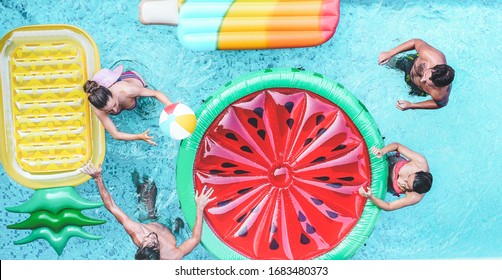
102,96,120,115
398,173,416,192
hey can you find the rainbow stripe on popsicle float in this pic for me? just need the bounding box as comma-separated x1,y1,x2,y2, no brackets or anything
177,0,340,50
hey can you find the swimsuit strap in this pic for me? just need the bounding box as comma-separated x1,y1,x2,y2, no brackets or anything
120,71,147,87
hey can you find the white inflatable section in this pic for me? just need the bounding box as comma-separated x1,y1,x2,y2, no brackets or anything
139,0,179,25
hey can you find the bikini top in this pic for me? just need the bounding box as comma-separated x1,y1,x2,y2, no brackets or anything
392,160,409,196
108,97,138,116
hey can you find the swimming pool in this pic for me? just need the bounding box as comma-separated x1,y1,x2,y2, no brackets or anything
1,0,501,260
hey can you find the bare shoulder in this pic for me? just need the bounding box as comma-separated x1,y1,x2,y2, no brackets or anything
115,81,143,97
407,191,425,204
416,41,446,63
430,87,450,106
144,222,167,232
410,156,429,171
124,222,149,246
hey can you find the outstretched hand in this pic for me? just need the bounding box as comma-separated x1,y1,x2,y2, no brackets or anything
195,186,216,212
370,146,384,158
79,161,102,179
358,186,373,198
139,128,157,146
378,51,394,65
396,100,412,111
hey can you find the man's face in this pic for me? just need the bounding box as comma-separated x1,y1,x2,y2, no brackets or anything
420,69,435,87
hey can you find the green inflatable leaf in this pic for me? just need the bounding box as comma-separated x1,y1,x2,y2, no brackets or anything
6,186,106,255
5,187,103,214
8,209,106,232
14,225,102,255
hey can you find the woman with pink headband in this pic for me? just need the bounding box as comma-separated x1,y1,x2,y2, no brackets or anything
359,142,433,211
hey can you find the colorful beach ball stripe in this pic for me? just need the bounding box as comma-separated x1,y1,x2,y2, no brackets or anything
159,103,197,140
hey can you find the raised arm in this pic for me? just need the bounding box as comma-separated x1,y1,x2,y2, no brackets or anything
396,98,446,111
93,108,157,146
359,187,423,211
127,85,173,107
372,142,427,164
378,39,438,65
174,186,215,259
140,88,173,107
80,162,143,241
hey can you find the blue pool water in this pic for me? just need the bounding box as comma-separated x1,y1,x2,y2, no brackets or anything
1,0,501,260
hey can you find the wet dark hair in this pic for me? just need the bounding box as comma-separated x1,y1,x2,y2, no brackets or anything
412,171,433,194
83,80,112,109
134,245,160,260
430,64,455,87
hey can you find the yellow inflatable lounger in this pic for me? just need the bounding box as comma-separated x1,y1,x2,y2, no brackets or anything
0,25,106,255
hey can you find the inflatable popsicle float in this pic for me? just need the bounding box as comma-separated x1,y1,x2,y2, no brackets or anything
139,0,340,50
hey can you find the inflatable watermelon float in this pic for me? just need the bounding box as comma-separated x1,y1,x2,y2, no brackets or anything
177,68,387,260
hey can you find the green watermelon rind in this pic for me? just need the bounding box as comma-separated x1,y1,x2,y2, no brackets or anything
176,68,387,260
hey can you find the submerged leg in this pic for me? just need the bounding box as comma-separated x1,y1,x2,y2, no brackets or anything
137,176,158,222
132,170,141,203
173,217,184,234
144,180,158,220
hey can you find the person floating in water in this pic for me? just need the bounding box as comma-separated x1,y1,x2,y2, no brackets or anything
80,162,215,260
83,65,173,145
378,39,455,110
358,142,432,211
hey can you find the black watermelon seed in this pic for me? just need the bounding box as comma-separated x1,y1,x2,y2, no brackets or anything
317,128,327,137
311,156,326,163
238,226,248,237
304,138,313,146
286,118,294,129
237,213,247,223
326,210,339,219
327,183,342,188
251,205,259,213
332,144,346,151
248,118,258,128
300,233,310,244
298,211,306,222
234,170,250,175
238,187,253,194
270,223,277,233
270,238,279,250
311,198,323,205
210,169,224,175
240,146,253,153
339,176,354,181
217,199,232,207
221,162,237,168
254,108,264,118
257,129,266,140
285,102,294,113
226,133,238,141
306,223,316,234
314,176,330,181
316,115,325,125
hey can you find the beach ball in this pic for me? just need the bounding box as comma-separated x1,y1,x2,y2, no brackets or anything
159,103,196,140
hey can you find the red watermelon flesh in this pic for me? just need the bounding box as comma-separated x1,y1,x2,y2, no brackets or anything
194,88,371,259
